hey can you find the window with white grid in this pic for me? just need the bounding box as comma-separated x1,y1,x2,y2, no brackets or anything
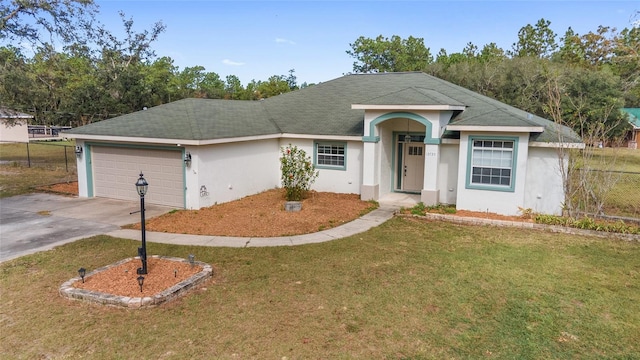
315,142,346,170
468,138,517,191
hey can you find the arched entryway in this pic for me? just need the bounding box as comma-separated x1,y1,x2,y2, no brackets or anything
362,112,440,203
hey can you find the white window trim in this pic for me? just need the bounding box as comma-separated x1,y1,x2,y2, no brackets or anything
465,136,518,192
314,141,347,170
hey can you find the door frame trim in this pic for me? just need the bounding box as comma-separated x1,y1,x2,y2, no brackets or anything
391,131,426,194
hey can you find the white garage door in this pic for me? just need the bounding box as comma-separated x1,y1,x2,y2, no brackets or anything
91,146,184,207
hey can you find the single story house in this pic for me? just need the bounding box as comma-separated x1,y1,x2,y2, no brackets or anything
64,72,583,216
0,108,32,143
622,108,640,149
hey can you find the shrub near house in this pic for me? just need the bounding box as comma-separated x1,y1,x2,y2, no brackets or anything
280,144,319,205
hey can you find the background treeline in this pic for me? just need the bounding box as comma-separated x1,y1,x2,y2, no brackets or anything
1,1,638,141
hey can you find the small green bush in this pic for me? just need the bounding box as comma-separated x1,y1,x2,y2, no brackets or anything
410,202,426,215
534,214,640,234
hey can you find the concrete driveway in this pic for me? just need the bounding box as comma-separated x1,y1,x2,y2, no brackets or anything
0,193,174,262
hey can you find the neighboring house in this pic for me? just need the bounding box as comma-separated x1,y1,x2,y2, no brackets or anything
0,108,32,143
64,72,583,216
622,108,640,149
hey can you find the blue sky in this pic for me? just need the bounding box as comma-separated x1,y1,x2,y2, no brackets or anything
93,0,638,85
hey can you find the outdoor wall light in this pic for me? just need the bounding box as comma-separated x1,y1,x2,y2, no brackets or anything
74,146,83,157
184,152,192,167
137,275,145,292
78,267,86,283
404,118,412,143
188,254,195,267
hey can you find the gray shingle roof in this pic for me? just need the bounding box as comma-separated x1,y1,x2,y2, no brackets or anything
64,98,280,140
357,87,465,106
0,107,33,119
64,72,581,143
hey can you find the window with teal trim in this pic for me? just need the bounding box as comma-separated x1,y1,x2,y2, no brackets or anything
470,139,515,188
315,142,346,170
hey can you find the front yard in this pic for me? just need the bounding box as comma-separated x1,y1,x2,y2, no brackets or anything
1,217,638,358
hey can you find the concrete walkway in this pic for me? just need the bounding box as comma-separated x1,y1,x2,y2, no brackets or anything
107,204,399,247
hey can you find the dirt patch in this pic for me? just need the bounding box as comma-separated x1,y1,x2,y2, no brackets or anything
452,209,533,223
36,181,78,196
131,189,377,237
73,257,203,298
400,207,533,223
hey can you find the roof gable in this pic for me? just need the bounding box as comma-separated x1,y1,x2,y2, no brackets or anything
357,87,465,106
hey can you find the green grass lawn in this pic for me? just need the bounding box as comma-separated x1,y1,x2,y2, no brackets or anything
0,142,77,198
582,147,640,172
1,217,638,359
573,147,640,217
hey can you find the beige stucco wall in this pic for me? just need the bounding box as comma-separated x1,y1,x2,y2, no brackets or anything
0,119,29,143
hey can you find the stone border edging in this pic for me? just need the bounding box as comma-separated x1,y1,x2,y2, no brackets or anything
399,212,640,242
59,255,213,308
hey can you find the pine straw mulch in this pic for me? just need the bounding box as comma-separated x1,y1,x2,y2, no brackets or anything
72,257,203,298
129,189,378,237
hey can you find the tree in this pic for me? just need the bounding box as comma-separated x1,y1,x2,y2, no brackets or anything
581,26,617,66
612,25,640,105
286,69,297,90
556,27,586,65
511,18,557,58
173,66,206,98
224,75,244,99
256,75,291,98
544,68,628,217
0,45,34,123
346,35,432,73
478,43,507,63
560,67,628,140
92,11,166,80
0,0,97,44
198,71,225,99
85,11,166,118
143,56,178,104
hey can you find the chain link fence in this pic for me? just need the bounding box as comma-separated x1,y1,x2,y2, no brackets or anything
600,170,640,220
0,141,77,173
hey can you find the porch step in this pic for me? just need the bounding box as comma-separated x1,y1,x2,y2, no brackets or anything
378,193,421,208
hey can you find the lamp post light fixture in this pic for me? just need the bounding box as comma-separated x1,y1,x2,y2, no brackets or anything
184,152,192,167
137,275,145,293
74,146,83,157
78,267,86,283
188,254,195,268
135,172,149,275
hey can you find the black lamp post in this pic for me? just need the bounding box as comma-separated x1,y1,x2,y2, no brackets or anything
135,172,149,275
137,275,145,293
